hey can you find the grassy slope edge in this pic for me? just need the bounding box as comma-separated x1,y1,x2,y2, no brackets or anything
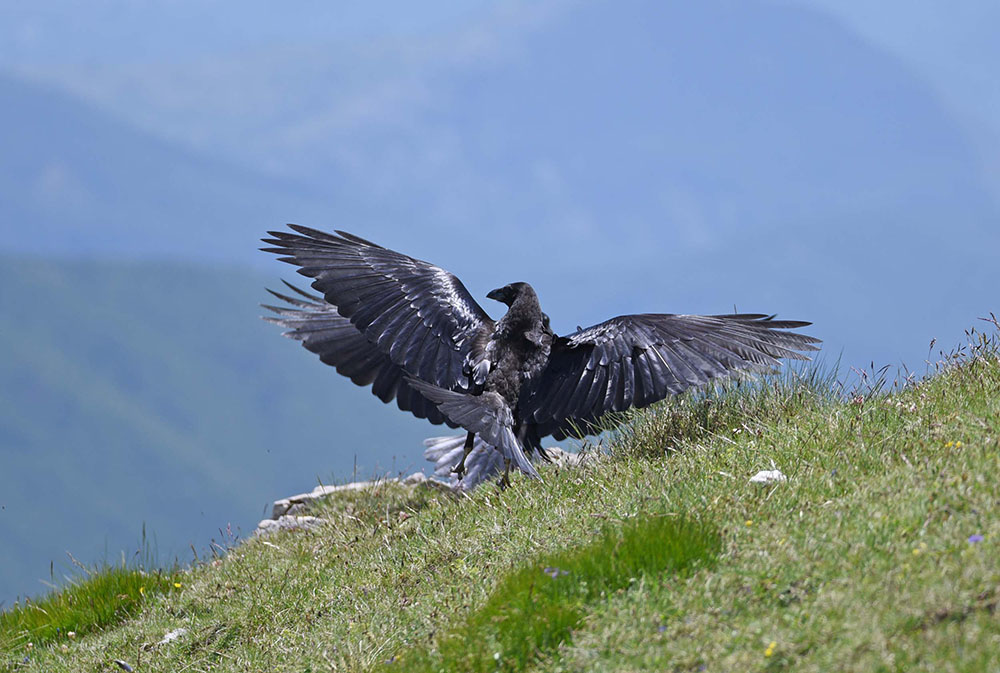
3,334,999,672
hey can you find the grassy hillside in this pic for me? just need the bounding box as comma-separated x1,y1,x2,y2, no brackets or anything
3,328,998,672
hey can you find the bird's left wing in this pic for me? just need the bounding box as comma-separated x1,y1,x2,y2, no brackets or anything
521,313,820,439
262,282,457,426
262,226,495,391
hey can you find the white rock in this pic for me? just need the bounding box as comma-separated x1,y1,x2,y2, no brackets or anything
749,469,787,484
255,515,324,536
402,471,427,485
271,481,384,518
158,628,188,645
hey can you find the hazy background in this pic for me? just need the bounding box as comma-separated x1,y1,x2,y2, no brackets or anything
1,0,997,606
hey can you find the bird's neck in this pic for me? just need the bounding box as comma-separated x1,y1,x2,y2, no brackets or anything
499,289,543,334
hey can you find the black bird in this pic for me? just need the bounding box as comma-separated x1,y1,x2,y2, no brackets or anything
262,225,820,486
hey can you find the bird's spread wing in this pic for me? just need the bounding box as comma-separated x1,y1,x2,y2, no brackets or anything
262,282,458,426
521,313,821,438
262,226,495,391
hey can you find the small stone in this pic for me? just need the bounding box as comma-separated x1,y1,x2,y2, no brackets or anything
255,515,324,536
402,471,427,485
749,470,787,484
158,628,188,645
270,499,292,519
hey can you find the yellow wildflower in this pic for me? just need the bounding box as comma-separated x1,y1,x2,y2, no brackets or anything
745,520,753,527
765,641,776,657
174,582,182,589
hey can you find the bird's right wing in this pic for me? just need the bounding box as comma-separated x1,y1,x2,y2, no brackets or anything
262,226,495,391
522,313,821,439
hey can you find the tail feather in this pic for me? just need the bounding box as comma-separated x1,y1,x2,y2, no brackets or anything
406,376,539,479
423,435,507,490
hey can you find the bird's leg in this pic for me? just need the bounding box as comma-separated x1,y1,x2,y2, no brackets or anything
451,431,476,478
497,458,512,490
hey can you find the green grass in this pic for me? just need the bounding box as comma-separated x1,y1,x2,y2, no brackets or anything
0,564,181,656
388,516,720,672
3,328,999,672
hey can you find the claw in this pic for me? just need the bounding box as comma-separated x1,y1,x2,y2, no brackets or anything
496,458,512,490
451,431,476,479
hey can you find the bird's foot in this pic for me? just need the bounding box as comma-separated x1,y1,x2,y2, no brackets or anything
451,460,467,479
496,458,512,490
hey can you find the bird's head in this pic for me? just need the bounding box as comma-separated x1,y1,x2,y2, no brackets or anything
486,282,530,307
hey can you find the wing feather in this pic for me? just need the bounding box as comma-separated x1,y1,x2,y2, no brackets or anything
404,378,539,479
262,282,457,427
262,226,494,390
523,313,820,436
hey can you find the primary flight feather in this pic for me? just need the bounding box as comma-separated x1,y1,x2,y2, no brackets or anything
262,225,820,487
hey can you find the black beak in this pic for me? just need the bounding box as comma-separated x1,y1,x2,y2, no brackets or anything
486,288,505,302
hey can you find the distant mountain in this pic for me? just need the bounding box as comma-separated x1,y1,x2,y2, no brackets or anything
0,73,342,264
0,258,441,606
6,1,997,268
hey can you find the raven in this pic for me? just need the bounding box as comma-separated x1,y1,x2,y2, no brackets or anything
262,225,820,486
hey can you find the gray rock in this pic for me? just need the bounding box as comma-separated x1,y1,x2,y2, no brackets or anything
402,471,427,485
255,515,324,536
270,480,385,519
258,472,453,535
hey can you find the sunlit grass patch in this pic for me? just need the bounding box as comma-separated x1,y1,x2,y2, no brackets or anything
609,360,840,461
0,564,182,656
384,515,720,672
309,478,454,530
